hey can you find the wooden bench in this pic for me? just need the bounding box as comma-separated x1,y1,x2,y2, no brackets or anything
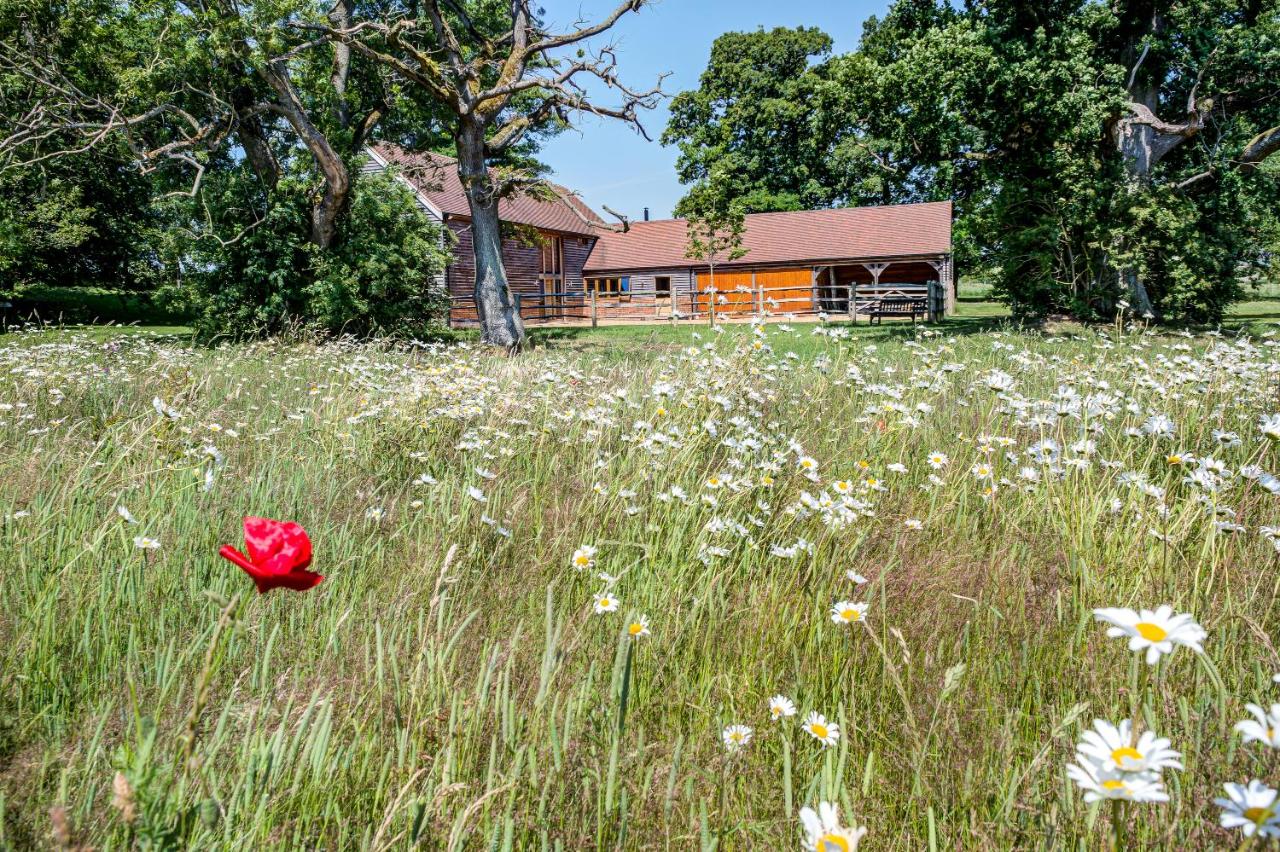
866,297,929,324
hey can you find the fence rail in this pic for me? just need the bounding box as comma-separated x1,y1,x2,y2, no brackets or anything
448,281,945,328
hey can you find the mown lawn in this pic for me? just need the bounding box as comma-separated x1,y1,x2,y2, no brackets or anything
5,312,1280,849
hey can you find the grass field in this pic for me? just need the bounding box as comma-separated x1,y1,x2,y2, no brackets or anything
6,314,1280,849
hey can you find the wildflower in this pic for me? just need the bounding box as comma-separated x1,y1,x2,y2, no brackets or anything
1216,780,1280,838
769,695,797,720
722,724,752,751
593,591,620,614
571,545,597,571
904,518,923,530
116,505,138,525
1075,719,1182,773
830,601,868,625
798,456,819,474
133,535,161,550
1066,755,1169,803
802,711,839,747
219,517,322,593
466,486,487,503
799,801,867,852
1261,414,1280,442
626,615,651,639
845,570,868,585
1235,704,1280,749
1092,605,1206,664
927,451,949,469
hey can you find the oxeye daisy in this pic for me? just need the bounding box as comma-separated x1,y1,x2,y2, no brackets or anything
832,480,854,495
768,695,797,720
626,615,651,639
721,724,752,751
1066,756,1169,803
593,591,620,614
1235,703,1280,748
845,570,868,585
1092,605,1206,664
133,535,160,550
1075,719,1182,773
830,601,868,625
1216,780,1280,837
927,451,949,469
799,801,867,852
571,545,597,571
798,455,818,472
802,711,840,747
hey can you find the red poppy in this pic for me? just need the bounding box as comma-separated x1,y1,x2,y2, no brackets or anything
219,516,323,593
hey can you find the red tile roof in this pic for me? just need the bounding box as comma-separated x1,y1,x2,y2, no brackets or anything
369,143,603,236
583,202,952,273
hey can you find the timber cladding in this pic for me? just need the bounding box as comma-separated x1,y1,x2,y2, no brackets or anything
696,268,814,315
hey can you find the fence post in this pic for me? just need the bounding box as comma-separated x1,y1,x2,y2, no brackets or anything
846,283,855,324
590,287,598,328
708,286,716,328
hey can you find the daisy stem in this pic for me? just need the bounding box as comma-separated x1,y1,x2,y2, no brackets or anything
1111,799,1127,851
781,732,793,818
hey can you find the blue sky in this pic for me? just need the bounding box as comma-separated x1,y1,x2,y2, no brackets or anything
536,0,891,221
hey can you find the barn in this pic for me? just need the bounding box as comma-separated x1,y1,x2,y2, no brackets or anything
365,144,954,325
581,204,955,323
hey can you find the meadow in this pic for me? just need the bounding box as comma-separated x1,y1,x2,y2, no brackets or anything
6,312,1280,849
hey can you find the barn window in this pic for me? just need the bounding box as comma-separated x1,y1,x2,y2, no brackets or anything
655,276,671,298
586,277,631,302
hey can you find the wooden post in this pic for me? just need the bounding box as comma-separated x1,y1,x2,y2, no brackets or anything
590,287,598,328
709,283,716,327
753,272,761,316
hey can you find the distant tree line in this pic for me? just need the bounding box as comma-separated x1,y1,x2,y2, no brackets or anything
663,0,1280,325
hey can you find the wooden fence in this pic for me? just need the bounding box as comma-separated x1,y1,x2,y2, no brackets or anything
447,280,945,328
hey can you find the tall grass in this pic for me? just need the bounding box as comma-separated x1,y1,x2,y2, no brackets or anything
3,321,1280,848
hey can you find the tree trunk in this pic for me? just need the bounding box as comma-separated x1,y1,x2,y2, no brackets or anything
457,122,526,349
260,60,350,249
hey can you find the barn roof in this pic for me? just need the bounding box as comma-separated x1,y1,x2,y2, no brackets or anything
583,202,953,273
368,143,604,236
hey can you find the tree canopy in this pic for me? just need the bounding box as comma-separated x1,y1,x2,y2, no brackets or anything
664,0,1280,324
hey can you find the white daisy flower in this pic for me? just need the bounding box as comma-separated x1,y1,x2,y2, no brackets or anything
593,592,620,614
768,695,797,720
1235,704,1280,749
830,601,869,625
571,545,597,571
721,724,752,751
133,535,161,550
1066,755,1169,803
845,570,868,585
1075,719,1182,773
799,801,867,852
1092,605,1206,664
802,711,839,747
616,612,650,640
1216,780,1280,837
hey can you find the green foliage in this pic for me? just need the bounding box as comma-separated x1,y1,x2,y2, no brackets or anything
159,168,451,339
666,1,1280,325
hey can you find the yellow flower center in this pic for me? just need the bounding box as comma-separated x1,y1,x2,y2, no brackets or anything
1101,779,1128,791
1110,746,1142,767
600,598,612,608
729,731,743,742
810,723,829,739
817,833,850,852
1134,622,1168,642
628,623,644,635
842,609,860,621
1245,806,1272,823
574,556,589,566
